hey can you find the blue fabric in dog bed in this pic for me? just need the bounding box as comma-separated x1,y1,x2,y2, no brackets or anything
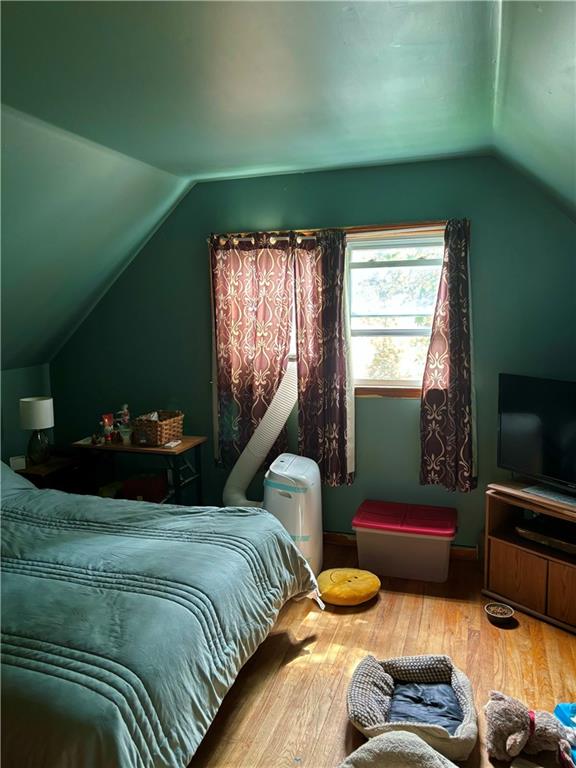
389,683,464,735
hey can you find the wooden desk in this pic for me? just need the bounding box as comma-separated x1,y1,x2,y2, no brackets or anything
73,435,207,504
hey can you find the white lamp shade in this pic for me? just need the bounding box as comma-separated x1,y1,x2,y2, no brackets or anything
20,397,54,430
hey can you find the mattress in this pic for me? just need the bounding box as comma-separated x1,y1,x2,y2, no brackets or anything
1,463,316,768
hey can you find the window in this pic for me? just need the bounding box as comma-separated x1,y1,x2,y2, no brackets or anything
347,225,444,393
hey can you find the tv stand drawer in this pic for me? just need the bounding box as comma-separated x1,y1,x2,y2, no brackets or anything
548,562,576,626
488,539,547,614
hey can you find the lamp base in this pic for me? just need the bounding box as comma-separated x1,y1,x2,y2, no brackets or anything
27,430,50,465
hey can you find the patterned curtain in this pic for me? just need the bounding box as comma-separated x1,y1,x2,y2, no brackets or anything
420,219,476,492
295,230,354,487
209,234,294,467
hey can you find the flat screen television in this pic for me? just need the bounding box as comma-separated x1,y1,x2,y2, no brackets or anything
498,374,576,493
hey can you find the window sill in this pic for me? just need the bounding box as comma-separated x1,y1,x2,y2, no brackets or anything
355,386,422,399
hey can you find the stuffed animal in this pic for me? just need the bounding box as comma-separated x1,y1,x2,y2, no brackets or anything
484,691,576,766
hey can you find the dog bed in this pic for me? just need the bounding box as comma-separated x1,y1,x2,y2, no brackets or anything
347,655,478,761
339,731,459,768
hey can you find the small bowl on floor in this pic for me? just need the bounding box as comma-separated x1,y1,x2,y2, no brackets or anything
484,602,515,625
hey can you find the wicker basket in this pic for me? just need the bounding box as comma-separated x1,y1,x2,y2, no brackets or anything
132,410,184,447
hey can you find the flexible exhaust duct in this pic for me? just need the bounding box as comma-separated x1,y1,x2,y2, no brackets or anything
222,358,298,507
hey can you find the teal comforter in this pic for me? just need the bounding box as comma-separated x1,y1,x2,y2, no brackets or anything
1,464,316,768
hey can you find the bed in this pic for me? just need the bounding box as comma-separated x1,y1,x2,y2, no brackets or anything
1,462,317,768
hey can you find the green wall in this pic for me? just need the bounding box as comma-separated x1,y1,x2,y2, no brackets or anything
50,155,576,546
1,364,51,461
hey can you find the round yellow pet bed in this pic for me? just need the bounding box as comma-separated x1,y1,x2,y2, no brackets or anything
318,568,381,606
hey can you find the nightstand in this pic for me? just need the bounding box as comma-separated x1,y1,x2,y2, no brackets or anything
16,456,80,490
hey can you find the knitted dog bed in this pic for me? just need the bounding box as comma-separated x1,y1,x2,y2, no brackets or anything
347,655,478,761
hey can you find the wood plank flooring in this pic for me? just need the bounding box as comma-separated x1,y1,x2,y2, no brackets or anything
191,545,576,768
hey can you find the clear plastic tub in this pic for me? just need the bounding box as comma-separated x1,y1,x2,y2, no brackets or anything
352,500,457,583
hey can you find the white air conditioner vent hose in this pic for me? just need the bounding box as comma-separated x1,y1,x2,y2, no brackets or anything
222,358,298,507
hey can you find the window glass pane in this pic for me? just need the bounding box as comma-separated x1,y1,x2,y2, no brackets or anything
351,335,430,383
351,265,441,316
351,315,433,331
350,245,442,263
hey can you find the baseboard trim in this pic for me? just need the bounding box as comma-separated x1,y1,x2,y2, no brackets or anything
450,545,479,561
323,532,478,561
324,532,356,547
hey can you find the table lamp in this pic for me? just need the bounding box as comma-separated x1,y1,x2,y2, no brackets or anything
20,397,54,465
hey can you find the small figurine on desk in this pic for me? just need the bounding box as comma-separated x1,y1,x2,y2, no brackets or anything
117,404,130,426
116,403,132,445
101,413,114,443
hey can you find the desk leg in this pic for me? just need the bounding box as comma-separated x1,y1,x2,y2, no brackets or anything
172,456,183,505
195,444,203,505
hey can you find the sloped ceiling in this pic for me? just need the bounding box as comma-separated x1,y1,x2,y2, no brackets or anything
494,1,576,211
1,1,575,368
1,108,189,368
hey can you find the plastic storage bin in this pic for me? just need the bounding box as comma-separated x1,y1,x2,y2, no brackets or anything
352,500,457,582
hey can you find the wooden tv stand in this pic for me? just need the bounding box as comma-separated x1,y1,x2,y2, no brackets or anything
483,481,576,633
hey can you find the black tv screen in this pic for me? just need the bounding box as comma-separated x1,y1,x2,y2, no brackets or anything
498,374,576,492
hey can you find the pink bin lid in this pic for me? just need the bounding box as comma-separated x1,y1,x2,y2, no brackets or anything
352,500,457,538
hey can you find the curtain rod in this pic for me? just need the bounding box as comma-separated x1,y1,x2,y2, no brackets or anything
209,219,447,245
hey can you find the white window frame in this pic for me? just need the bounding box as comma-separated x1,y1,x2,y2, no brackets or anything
347,227,444,394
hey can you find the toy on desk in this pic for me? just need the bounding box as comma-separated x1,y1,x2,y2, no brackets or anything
117,404,130,426
484,691,576,767
101,413,114,443
115,404,133,445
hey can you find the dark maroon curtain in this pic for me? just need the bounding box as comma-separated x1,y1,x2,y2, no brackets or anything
295,231,354,487
210,234,294,467
420,219,476,492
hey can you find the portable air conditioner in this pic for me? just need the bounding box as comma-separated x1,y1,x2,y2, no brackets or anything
222,359,323,574
263,453,323,575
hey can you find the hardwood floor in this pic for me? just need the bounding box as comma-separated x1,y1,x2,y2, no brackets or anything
191,545,576,768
